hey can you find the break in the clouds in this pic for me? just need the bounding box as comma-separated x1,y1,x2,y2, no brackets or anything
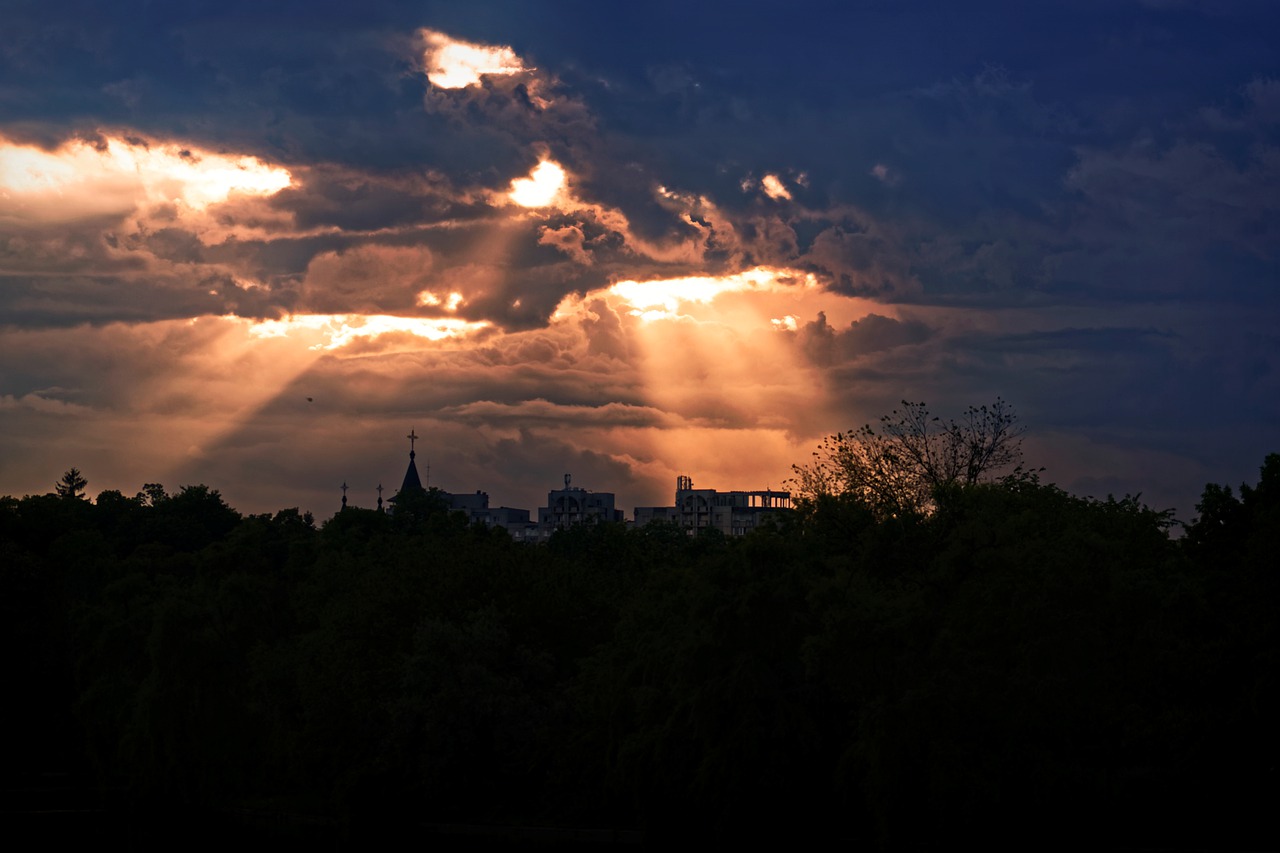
0,133,292,223
419,29,529,90
1,1,1277,521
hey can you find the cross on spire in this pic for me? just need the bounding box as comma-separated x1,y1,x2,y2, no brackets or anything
376,482,384,512
341,480,348,509
399,430,424,493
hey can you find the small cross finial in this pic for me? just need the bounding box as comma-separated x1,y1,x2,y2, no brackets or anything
376,482,384,511
407,429,418,453
341,481,348,508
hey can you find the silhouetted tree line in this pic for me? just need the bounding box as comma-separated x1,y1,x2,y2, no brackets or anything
1,454,1277,849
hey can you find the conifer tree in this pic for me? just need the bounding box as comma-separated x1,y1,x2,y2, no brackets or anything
55,467,88,500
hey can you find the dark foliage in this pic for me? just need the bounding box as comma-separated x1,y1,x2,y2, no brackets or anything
1,456,1276,848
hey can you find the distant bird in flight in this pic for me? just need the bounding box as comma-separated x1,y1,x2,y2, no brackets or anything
306,397,314,402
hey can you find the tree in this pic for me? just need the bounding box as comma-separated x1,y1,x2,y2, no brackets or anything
55,467,88,500
790,399,1028,517
137,483,169,507
156,484,242,550
1184,452,1280,565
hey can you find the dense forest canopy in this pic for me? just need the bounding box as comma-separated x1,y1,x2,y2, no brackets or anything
1,432,1276,847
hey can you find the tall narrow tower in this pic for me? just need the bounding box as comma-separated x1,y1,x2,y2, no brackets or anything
400,429,424,493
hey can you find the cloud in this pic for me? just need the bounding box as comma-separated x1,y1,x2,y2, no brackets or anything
598,266,816,323
419,29,529,91
869,163,900,186
1243,77,1280,124
249,313,491,352
509,160,567,208
537,223,592,265
299,244,436,314
3,9,1278,525
0,390,94,416
0,130,303,327
1066,138,1279,265
413,27,591,156
441,399,678,429
760,173,791,200
0,132,291,226
794,311,934,366
800,222,921,299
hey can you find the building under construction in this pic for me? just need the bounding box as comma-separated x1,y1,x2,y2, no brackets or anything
634,475,791,537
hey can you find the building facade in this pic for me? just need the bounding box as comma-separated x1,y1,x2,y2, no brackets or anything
635,475,791,536
365,435,788,541
536,474,624,532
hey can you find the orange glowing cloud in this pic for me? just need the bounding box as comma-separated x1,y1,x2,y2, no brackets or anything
509,160,567,208
299,244,437,314
0,133,291,225
761,173,792,200
417,291,464,312
601,266,819,322
248,313,490,351
419,29,528,89
0,316,335,499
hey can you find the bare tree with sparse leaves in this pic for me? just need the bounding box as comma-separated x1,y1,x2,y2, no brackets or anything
790,399,1028,517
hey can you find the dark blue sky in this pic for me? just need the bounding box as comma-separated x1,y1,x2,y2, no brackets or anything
1,0,1276,517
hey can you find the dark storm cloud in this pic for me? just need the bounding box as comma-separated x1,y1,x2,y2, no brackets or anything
276,167,493,232
0,272,285,328
794,312,935,366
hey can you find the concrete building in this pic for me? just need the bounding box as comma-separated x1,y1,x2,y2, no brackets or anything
370,434,786,542
445,490,537,539
635,475,791,536
537,474,624,532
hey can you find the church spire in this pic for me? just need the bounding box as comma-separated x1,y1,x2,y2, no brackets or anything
399,429,424,493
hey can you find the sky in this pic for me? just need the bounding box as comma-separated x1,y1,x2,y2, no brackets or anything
1,0,1277,521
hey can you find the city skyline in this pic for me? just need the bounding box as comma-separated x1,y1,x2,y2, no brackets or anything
2,1,1277,519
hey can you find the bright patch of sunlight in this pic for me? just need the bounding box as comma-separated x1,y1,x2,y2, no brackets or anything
0,133,291,211
249,314,489,350
509,160,566,208
761,174,791,200
606,267,817,322
420,29,527,89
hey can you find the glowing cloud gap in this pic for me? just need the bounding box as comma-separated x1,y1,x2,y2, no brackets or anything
603,267,818,322
761,174,792,200
420,29,527,89
509,160,566,208
249,314,490,350
0,134,291,219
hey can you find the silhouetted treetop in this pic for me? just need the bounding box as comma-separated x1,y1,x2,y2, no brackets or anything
790,399,1028,517
55,467,88,500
